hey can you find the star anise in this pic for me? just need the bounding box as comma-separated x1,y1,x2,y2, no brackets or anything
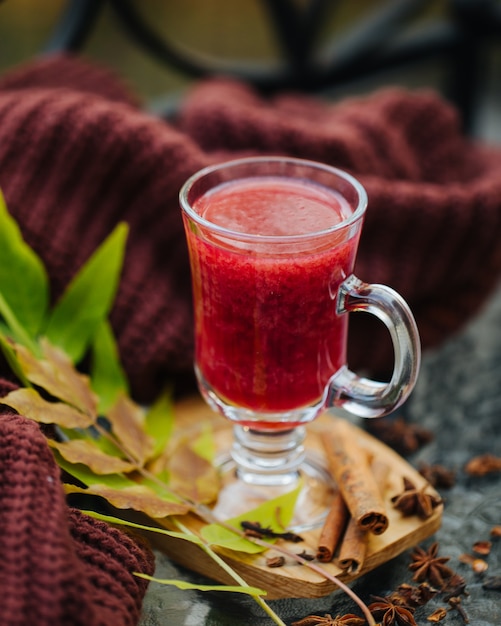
409,543,455,589
291,614,365,626
366,416,433,456
418,463,456,489
368,595,417,625
391,477,442,518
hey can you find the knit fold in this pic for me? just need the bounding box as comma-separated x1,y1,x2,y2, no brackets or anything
0,388,155,626
1,53,501,389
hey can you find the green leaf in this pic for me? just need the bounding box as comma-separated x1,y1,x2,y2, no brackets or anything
83,513,268,595
190,422,216,463
135,573,266,597
144,389,175,460
83,510,206,545
44,222,128,363
201,484,302,554
0,292,40,354
0,331,30,386
0,189,48,337
90,319,129,414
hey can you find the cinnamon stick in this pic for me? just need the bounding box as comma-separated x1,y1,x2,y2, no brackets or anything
316,490,348,562
322,419,389,535
337,457,390,574
337,518,367,575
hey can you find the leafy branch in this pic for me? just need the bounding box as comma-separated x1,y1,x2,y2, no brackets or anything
0,190,376,626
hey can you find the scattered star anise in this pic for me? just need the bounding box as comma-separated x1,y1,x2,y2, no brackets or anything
418,463,456,489
291,614,365,626
391,477,442,519
409,543,455,589
368,594,417,625
366,416,433,456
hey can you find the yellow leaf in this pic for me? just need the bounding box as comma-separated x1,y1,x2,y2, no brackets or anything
107,393,155,465
64,482,190,518
14,340,98,417
168,438,220,504
48,439,137,474
1,387,94,428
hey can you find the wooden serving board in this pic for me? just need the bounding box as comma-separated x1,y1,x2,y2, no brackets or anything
146,397,442,600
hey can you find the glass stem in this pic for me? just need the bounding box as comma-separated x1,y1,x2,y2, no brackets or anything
231,425,306,486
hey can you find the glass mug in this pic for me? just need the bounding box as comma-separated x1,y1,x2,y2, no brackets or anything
180,156,420,521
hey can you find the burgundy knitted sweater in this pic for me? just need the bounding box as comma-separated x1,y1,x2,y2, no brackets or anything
0,380,155,626
0,54,501,399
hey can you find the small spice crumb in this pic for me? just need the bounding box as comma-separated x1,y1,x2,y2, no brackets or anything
394,582,438,607
472,558,489,574
427,607,448,622
472,540,492,556
464,453,501,476
266,555,285,568
490,525,501,538
459,553,489,573
296,549,315,561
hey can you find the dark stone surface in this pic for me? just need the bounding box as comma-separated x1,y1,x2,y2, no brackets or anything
139,285,501,625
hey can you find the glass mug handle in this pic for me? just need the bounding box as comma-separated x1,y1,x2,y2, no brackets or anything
327,275,421,418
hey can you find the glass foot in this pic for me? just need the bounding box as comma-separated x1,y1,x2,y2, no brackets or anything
211,454,335,532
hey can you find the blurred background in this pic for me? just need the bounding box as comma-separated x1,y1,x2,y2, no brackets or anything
0,0,500,142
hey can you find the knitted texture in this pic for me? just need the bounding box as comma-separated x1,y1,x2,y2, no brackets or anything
177,79,501,374
0,54,501,397
0,55,207,401
0,378,155,626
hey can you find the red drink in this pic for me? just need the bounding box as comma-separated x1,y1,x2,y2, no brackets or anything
181,158,418,505
184,176,361,419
